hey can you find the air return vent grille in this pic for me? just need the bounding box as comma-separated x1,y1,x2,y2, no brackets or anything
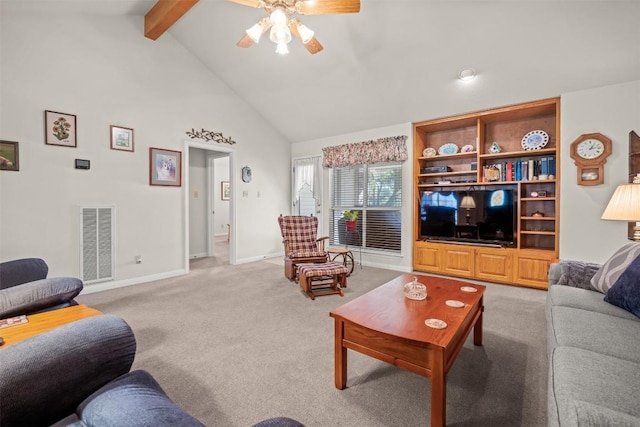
80,206,114,283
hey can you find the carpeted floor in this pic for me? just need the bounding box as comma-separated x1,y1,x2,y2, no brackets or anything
77,249,548,427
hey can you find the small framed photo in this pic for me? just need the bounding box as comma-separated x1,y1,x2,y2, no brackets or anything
149,147,182,187
0,140,19,171
110,125,134,152
221,181,230,200
45,110,77,147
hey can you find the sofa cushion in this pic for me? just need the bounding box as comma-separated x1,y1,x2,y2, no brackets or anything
547,284,638,321
590,243,640,293
549,346,640,427
547,305,640,363
0,277,83,318
77,370,204,427
605,255,640,318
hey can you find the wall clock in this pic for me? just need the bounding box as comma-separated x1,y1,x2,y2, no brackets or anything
569,132,612,186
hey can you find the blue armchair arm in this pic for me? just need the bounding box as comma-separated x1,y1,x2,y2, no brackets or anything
0,258,48,289
0,315,136,426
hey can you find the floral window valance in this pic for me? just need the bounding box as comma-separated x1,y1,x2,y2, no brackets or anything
322,135,408,168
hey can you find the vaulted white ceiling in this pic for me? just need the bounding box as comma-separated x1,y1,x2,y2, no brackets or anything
4,0,640,142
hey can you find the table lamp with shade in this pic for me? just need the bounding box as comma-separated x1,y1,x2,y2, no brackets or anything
460,195,476,225
601,174,640,241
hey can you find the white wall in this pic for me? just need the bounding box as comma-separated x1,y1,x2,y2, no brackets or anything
560,80,640,263
292,123,414,273
0,11,291,280
213,157,230,237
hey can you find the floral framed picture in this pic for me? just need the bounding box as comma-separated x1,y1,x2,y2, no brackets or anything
45,110,77,147
149,147,182,187
0,140,19,171
110,125,134,152
221,181,230,200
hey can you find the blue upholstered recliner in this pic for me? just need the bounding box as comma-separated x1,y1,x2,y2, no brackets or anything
0,258,83,318
0,315,304,427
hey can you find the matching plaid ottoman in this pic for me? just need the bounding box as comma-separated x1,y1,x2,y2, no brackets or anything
297,262,348,300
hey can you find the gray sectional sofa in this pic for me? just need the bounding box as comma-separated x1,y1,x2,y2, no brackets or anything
547,246,640,426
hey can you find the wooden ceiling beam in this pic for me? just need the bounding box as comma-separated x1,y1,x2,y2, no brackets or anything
144,0,199,40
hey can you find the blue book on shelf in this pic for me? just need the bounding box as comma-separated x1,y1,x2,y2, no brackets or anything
515,160,522,181
541,157,548,175
548,156,556,176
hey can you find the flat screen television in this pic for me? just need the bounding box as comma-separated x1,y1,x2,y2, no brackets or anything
419,187,517,246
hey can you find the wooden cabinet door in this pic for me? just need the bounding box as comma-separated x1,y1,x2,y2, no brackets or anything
414,243,441,272
514,251,552,289
441,246,475,278
475,248,513,283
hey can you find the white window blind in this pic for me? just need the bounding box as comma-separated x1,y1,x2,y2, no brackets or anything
330,163,402,253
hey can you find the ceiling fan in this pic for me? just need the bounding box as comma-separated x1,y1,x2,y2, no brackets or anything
226,0,360,55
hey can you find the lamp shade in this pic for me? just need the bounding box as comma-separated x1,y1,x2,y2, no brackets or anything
460,195,476,209
601,182,640,221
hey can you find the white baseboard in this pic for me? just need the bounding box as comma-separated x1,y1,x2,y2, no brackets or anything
189,252,208,259
80,269,187,295
235,252,282,265
360,260,412,273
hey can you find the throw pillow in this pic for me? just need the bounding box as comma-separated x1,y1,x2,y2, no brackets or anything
590,243,640,293
557,261,601,289
604,255,640,318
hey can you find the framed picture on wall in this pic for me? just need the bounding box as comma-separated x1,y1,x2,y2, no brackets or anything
149,147,182,187
45,110,77,147
0,140,19,171
110,125,134,152
221,181,230,200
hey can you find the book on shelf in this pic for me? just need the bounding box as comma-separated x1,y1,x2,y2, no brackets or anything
483,155,556,182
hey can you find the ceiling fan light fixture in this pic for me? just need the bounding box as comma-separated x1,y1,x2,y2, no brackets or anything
275,42,289,55
269,24,292,45
246,22,265,43
296,23,314,44
269,7,288,27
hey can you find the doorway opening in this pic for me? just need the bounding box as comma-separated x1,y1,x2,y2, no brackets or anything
184,140,235,273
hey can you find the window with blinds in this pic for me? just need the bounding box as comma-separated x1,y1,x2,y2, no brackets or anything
330,162,402,253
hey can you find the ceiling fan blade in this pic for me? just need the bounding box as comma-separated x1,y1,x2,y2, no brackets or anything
225,0,262,7
302,37,324,55
296,0,360,15
289,19,324,54
236,34,255,48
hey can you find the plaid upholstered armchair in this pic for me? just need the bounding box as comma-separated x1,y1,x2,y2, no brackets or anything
277,215,329,280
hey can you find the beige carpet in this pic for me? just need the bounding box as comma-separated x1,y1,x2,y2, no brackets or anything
77,254,548,427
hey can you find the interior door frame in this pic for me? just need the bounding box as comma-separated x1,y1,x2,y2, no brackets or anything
184,140,235,273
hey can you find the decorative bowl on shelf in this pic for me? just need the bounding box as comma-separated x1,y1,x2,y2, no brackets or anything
461,144,475,153
423,147,437,157
438,143,459,155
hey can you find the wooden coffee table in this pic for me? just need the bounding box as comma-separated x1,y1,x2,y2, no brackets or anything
330,274,486,427
0,304,102,347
